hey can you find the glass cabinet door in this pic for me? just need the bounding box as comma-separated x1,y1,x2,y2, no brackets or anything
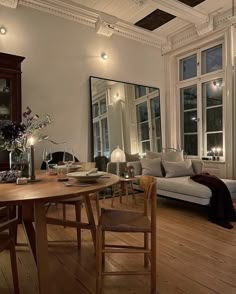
0,78,12,122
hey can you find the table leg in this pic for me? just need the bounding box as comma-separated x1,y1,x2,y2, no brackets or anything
34,202,49,294
125,182,129,204
83,194,97,251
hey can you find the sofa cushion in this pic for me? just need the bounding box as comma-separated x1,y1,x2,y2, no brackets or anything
157,176,211,199
162,150,184,162
192,159,203,174
162,160,194,178
156,176,236,199
140,158,163,177
146,150,184,162
146,151,162,159
125,152,140,162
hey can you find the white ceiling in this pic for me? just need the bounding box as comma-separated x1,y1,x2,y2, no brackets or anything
70,0,233,37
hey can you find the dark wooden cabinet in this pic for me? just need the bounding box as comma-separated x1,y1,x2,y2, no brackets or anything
0,52,25,170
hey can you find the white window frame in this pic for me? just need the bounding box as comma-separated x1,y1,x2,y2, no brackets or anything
92,92,110,157
134,89,161,154
176,40,225,158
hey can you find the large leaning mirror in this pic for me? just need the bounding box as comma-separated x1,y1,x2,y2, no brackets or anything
89,76,162,160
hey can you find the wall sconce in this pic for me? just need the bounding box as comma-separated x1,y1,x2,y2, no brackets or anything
101,52,108,60
0,26,7,35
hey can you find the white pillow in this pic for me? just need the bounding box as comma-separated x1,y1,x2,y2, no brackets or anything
161,150,184,162
140,158,163,177
162,159,194,178
146,151,162,159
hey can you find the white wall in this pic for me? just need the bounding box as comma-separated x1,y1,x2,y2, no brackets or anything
0,5,164,167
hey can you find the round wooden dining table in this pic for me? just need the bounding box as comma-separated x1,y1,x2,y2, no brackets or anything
0,172,119,294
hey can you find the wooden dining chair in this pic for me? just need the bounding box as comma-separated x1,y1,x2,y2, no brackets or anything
46,162,100,250
0,206,20,294
96,175,157,294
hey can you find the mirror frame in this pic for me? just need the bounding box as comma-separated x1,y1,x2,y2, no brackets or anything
89,76,161,161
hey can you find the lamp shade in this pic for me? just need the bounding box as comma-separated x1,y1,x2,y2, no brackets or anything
111,146,126,163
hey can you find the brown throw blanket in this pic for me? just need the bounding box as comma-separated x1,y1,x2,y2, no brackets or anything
190,173,236,229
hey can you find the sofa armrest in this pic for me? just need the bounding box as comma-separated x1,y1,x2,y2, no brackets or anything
191,159,203,174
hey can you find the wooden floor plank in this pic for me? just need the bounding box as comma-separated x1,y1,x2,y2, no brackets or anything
0,195,236,293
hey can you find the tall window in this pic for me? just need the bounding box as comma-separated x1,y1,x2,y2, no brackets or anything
92,94,110,157
178,43,224,157
136,89,161,155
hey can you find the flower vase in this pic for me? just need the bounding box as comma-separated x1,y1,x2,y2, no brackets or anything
9,150,30,178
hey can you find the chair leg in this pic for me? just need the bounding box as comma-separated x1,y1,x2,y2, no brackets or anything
62,204,66,228
95,193,100,221
144,232,149,268
9,240,20,294
102,231,105,267
83,196,96,251
150,232,156,294
96,226,103,294
75,202,81,250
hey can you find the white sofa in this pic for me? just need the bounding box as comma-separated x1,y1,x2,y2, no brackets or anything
126,152,236,206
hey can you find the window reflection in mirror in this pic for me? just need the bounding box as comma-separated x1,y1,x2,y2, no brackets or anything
90,77,161,159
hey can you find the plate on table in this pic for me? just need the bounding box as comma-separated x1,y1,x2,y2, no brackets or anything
67,171,107,182
55,165,81,172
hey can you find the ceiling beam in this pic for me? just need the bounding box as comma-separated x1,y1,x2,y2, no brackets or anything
151,0,208,25
0,0,18,8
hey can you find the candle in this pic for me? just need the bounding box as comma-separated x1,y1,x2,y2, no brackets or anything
29,137,35,181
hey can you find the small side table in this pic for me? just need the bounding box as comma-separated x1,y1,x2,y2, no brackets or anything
111,177,136,207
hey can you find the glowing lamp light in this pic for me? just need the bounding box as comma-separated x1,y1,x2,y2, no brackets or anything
216,147,221,154
0,26,7,35
29,136,35,146
111,146,126,176
101,52,108,60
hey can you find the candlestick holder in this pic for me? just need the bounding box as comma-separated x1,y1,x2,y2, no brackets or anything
30,144,36,181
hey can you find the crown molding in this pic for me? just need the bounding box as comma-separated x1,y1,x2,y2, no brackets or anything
0,0,18,8
18,0,165,48
161,9,235,55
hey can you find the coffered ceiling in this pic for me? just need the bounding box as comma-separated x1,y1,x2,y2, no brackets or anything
0,0,234,51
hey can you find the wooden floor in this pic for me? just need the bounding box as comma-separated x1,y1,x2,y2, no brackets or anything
1,194,236,294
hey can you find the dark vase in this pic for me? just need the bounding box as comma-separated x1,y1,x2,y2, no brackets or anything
9,150,30,177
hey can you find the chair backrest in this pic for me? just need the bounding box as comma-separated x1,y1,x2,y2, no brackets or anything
95,156,109,172
79,162,96,171
41,151,79,170
139,176,157,222
0,206,18,234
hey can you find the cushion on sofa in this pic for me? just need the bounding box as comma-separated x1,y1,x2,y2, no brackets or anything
156,176,236,199
125,152,140,162
146,150,184,162
146,151,162,159
191,159,203,174
162,150,184,162
162,159,194,178
140,158,163,177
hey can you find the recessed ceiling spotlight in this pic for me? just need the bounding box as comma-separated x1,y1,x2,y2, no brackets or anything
0,26,7,35
101,52,108,60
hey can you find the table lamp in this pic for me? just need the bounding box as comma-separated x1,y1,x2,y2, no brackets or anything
111,146,126,176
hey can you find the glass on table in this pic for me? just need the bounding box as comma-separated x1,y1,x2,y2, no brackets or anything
63,147,75,173
42,148,52,174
